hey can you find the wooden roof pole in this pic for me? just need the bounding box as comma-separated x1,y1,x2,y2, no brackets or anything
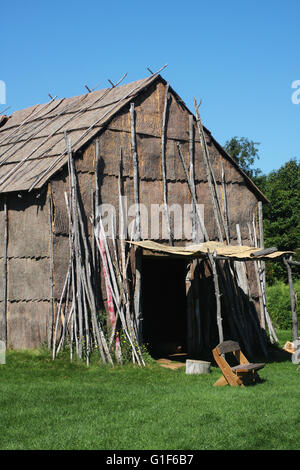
161,83,173,246
176,142,209,241
130,102,143,347
193,98,228,244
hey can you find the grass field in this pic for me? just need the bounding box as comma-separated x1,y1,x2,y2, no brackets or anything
0,330,299,450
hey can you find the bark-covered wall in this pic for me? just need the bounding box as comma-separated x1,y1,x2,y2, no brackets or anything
0,78,264,349
0,191,50,348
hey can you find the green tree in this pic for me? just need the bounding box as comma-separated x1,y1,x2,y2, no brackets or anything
224,136,262,179
225,137,300,284
261,159,300,282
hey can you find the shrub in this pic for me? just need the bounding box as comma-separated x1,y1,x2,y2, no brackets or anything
266,280,300,330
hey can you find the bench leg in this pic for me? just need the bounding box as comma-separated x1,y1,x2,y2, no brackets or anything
213,375,228,386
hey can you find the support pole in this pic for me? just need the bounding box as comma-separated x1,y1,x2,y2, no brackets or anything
189,115,198,243
161,83,173,245
48,192,54,350
130,102,142,345
185,261,194,355
176,142,208,241
2,197,8,347
283,256,299,342
208,251,224,344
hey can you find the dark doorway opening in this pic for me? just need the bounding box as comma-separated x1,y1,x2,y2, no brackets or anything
142,256,187,358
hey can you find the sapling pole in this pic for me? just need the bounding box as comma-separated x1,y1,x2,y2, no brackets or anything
48,193,54,350
129,102,143,345
76,195,111,365
193,98,224,243
258,201,266,295
52,264,71,359
176,142,208,241
2,197,8,347
65,132,84,358
207,250,224,344
252,214,278,341
95,221,144,365
221,163,230,241
118,149,132,335
161,83,173,245
189,114,198,243
283,256,299,342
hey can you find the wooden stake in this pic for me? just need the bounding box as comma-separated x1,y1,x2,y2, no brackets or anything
2,197,8,347
283,256,299,342
176,142,208,241
48,192,54,350
129,102,143,345
119,149,133,335
189,115,198,242
185,262,194,355
66,133,84,359
208,250,224,344
221,163,230,241
129,102,141,240
161,83,173,245
193,98,225,243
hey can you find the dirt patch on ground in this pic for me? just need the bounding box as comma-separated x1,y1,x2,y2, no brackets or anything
156,358,186,370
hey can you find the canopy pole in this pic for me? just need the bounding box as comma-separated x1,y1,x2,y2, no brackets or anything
283,256,299,342
208,250,224,344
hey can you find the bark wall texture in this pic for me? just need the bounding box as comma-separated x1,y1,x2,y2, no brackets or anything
0,79,263,349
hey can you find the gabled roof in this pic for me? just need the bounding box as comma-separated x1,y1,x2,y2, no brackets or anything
0,73,268,203
0,74,158,193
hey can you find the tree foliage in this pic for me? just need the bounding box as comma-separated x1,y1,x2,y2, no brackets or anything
224,137,300,283
224,136,262,179
256,159,300,282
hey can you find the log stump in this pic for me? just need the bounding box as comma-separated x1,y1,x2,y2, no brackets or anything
186,359,211,374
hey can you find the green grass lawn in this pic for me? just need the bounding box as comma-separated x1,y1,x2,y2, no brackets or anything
0,331,299,450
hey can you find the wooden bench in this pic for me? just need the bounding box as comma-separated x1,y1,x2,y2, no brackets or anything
212,340,265,387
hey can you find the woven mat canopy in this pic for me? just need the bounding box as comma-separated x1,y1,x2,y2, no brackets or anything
129,240,293,262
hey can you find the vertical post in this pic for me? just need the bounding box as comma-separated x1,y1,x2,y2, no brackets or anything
161,83,173,245
130,102,142,345
221,163,230,241
176,142,208,241
252,214,266,331
208,251,224,344
258,201,267,299
189,115,197,243
48,191,54,350
283,257,298,342
185,261,194,355
130,103,141,241
2,196,8,347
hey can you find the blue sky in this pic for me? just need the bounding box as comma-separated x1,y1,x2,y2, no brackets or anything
1,0,299,174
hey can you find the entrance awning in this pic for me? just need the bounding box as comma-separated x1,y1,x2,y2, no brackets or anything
128,240,294,262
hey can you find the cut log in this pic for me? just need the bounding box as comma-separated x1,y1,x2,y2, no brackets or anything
250,247,278,257
186,359,211,374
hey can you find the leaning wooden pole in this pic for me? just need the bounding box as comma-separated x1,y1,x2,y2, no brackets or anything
161,83,173,245
2,196,8,347
221,163,230,241
130,102,142,345
283,256,299,342
119,149,132,336
189,114,198,242
258,201,267,325
48,192,54,350
193,98,225,243
176,142,209,241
